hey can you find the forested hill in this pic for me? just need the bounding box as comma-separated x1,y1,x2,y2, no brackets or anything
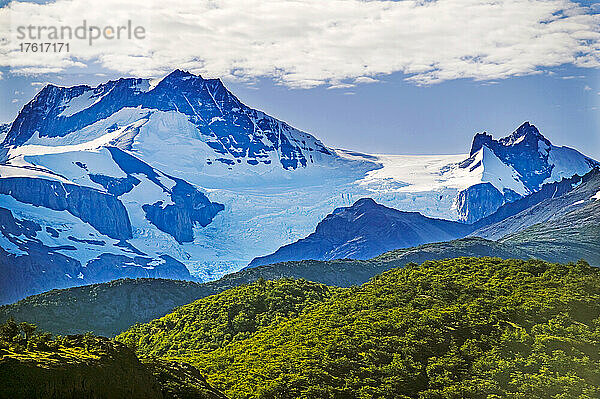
118,257,600,399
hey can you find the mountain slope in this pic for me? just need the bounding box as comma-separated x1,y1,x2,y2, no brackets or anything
2,70,345,179
116,279,335,357
0,143,228,304
0,70,376,303
2,167,598,335
250,168,598,268
471,167,600,240
455,122,598,222
470,122,598,190
0,235,564,337
0,279,210,336
500,188,600,266
248,198,473,268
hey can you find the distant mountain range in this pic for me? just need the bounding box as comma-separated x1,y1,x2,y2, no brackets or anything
3,164,598,335
1,69,597,304
249,168,599,268
248,198,472,267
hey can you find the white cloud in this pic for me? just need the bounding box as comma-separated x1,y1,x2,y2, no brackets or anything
584,85,592,91
327,83,355,90
354,77,379,84
1,0,599,88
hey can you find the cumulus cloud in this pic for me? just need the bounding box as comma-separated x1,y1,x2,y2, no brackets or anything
0,0,599,88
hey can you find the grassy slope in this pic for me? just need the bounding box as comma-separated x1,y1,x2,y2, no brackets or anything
121,257,600,399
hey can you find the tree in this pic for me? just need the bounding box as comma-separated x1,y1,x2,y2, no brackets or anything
19,322,37,343
0,318,19,341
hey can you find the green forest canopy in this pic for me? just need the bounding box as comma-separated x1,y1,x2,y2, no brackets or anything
118,257,600,399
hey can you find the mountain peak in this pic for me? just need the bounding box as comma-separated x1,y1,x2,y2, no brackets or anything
465,121,597,193
500,121,550,147
159,69,207,83
470,122,550,157
469,132,493,156
353,197,378,207
167,69,197,78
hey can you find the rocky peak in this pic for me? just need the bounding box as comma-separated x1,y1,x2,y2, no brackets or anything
352,197,378,208
469,132,493,156
499,121,551,147
469,122,551,157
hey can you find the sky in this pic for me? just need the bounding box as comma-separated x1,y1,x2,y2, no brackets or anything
0,0,598,158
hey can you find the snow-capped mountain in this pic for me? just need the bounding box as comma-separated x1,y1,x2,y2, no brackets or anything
454,122,599,222
1,70,597,303
470,122,597,190
3,69,357,186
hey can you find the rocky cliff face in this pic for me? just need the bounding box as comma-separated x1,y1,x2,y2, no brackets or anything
456,122,599,222
3,70,331,171
142,179,225,244
454,183,506,224
0,177,132,240
470,122,599,190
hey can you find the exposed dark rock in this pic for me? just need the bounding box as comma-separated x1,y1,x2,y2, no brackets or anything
142,179,225,244
454,183,506,224
0,206,192,305
67,236,106,246
0,177,132,240
84,254,191,282
88,174,140,196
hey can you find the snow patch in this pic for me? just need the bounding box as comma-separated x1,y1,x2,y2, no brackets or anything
544,146,597,185
58,90,102,117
